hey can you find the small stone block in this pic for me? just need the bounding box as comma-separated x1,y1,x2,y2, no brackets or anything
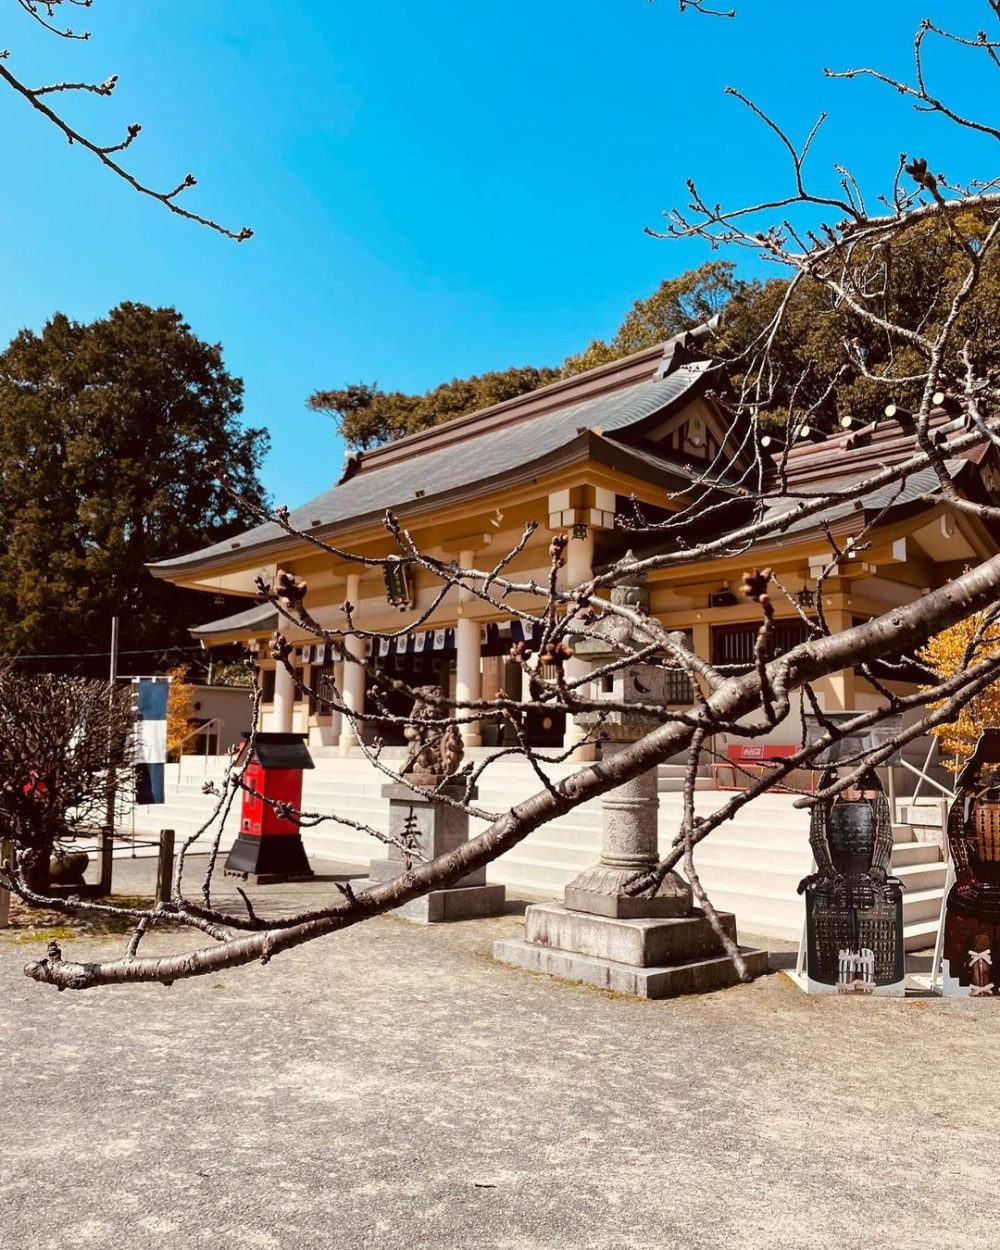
353,880,505,924
524,902,738,967
368,858,486,889
493,938,769,999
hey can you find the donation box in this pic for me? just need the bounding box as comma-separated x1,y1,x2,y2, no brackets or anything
223,733,315,884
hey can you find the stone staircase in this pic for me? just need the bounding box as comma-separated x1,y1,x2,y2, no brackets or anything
674,790,946,950
126,751,948,950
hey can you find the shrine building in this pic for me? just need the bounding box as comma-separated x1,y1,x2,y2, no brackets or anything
150,328,1000,760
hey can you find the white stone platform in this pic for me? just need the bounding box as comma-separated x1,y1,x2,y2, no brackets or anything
125,753,946,947
494,902,768,999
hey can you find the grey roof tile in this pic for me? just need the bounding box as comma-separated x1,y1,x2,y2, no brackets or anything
153,370,702,573
762,462,962,536
191,603,278,636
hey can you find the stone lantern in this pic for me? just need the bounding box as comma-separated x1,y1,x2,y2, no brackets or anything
495,563,767,997
563,571,693,919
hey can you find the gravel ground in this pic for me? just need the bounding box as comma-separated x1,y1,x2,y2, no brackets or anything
0,857,991,1250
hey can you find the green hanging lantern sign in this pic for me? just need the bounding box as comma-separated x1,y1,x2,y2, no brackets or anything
383,557,413,609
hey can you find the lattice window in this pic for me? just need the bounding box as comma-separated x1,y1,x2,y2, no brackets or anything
711,621,813,670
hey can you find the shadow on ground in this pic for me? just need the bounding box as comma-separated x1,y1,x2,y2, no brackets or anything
0,856,985,1250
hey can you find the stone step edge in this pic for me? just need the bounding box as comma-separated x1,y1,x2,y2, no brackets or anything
492,938,770,997
692,866,947,893
693,835,933,856
693,880,943,910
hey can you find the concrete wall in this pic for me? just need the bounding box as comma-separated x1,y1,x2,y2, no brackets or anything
186,685,255,754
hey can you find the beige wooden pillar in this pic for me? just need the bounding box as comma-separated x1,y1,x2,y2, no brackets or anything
456,549,483,748
691,618,712,698
339,572,366,756
273,659,296,734
562,526,597,759
328,658,345,745
817,597,855,711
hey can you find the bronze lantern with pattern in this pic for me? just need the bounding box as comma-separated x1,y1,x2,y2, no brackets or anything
943,730,1000,996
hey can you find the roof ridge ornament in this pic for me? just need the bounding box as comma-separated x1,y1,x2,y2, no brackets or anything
653,313,722,381
337,451,363,486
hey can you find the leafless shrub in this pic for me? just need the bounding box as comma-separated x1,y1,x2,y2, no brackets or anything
0,670,136,891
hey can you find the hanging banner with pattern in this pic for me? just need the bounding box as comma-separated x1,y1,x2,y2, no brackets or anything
134,677,169,805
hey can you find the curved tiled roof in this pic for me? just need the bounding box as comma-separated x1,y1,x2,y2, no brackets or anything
151,359,706,576
190,602,278,637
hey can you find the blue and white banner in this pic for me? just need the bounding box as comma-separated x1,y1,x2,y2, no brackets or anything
134,677,169,805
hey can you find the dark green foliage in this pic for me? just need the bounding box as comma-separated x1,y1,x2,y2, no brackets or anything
711,211,1000,431
208,659,255,688
0,303,270,659
308,367,560,451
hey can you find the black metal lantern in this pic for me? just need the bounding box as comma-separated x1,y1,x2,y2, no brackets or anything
383,558,413,610
799,767,904,995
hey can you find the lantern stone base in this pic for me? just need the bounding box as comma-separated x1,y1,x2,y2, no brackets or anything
223,833,314,885
564,865,692,919
356,780,506,924
494,903,768,999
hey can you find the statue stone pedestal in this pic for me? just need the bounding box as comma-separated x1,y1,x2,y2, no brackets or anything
494,743,767,998
357,780,506,923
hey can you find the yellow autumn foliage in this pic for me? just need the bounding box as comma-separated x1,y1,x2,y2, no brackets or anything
918,609,1000,772
166,665,197,756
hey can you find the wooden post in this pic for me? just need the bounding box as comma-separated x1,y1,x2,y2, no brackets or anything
98,615,120,896
156,829,175,904
0,839,13,928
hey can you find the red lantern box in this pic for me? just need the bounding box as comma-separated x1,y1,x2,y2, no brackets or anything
223,733,315,884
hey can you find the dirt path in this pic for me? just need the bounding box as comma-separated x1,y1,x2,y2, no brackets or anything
0,858,989,1250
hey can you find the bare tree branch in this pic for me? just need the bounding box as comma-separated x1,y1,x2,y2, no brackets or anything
2,2,252,239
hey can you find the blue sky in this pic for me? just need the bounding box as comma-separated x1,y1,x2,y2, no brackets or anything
1,1,994,507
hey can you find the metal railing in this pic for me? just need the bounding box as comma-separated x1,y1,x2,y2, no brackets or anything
0,829,174,928
167,717,225,765
898,735,956,805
